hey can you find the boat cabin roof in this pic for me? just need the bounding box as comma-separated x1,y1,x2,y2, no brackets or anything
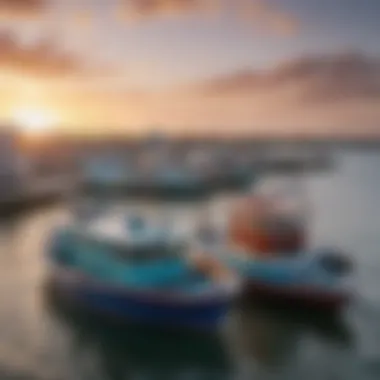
74,213,185,261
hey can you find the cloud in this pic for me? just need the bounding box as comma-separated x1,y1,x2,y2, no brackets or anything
238,0,300,36
3,56,380,137
71,9,94,30
149,52,380,136
192,52,380,102
266,14,299,36
137,90,380,137
0,0,47,20
117,0,216,20
116,0,298,36
0,32,87,77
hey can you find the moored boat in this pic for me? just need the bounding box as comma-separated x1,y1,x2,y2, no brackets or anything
194,179,353,312
81,157,212,199
124,168,212,199
195,238,353,312
204,165,254,192
47,213,239,330
226,249,353,311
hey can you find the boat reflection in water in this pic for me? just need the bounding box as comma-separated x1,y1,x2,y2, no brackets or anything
228,299,354,378
44,278,354,380
44,283,234,380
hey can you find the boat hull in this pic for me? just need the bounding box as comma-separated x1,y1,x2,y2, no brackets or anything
213,251,352,313
242,279,350,312
81,181,212,200
49,268,233,330
205,172,253,192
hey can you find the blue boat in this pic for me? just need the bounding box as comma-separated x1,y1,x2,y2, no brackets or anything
47,214,239,330
225,249,352,310
80,156,139,193
186,150,254,192
128,168,211,198
81,158,211,199
195,230,353,312
204,165,254,192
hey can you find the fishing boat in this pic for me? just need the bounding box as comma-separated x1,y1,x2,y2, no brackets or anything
195,235,353,312
187,150,254,192
81,156,211,199
194,179,353,311
224,248,352,311
125,168,212,199
80,155,138,193
205,164,254,192
47,212,239,330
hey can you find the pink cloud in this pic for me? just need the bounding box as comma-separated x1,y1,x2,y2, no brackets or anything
192,52,380,102
117,0,217,21
237,0,300,36
0,32,85,77
117,0,299,36
0,0,47,19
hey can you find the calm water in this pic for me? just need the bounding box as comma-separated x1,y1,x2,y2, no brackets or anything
1,150,380,380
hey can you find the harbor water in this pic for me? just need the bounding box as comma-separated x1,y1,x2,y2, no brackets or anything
1,149,380,380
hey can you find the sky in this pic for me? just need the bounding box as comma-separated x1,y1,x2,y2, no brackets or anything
1,0,380,136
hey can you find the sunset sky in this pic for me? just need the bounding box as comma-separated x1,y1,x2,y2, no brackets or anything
1,0,380,136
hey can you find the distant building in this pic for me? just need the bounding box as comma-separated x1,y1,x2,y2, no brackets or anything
0,127,30,201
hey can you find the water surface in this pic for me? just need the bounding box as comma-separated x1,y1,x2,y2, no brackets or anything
1,150,380,380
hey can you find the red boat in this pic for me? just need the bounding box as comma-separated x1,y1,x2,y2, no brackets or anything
223,181,352,311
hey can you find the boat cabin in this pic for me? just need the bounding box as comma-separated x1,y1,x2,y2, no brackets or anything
228,194,307,256
73,214,186,262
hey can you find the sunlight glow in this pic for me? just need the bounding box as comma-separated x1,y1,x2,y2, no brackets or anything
12,107,57,133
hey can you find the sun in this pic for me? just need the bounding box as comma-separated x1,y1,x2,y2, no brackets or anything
12,107,57,134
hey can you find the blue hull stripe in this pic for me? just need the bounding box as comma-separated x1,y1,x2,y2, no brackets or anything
53,271,230,329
